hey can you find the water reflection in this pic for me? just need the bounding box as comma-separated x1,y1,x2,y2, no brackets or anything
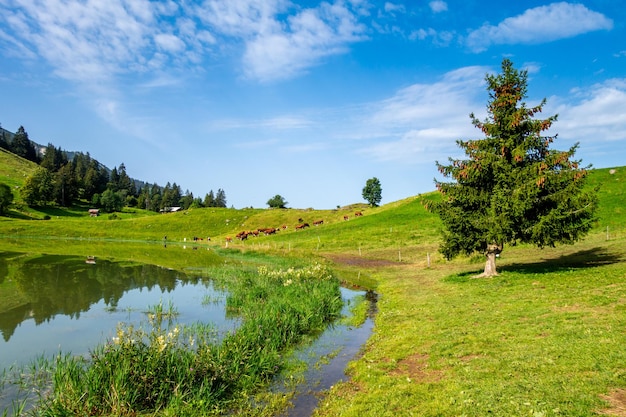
0,253,376,417
0,253,235,371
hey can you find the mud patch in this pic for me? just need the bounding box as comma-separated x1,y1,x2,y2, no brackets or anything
599,389,626,416
388,354,444,383
326,254,398,268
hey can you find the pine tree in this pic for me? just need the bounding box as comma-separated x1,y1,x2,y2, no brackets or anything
40,143,67,172
204,191,215,207
10,126,38,162
54,163,77,206
0,124,9,151
431,59,597,277
215,189,227,208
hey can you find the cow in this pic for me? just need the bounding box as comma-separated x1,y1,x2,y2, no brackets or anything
355,211,363,217
225,237,232,243
295,223,310,230
343,215,349,221
313,219,324,226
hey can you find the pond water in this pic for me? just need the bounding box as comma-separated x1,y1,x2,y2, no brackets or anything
0,254,237,372
0,253,374,415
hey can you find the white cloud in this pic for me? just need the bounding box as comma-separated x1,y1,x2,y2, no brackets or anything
429,1,448,13
550,78,626,144
154,33,185,53
0,0,158,82
409,27,455,46
465,2,613,52
207,115,312,131
194,0,286,37
357,66,489,163
384,2,406,14
0,0,370,86
241,1,368,82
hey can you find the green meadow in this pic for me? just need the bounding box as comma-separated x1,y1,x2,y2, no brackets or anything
1,150,626,416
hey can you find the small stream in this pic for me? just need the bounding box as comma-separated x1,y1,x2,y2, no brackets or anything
282,289,377,416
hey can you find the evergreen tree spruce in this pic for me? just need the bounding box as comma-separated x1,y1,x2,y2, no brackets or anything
432,59,597,277
0,124,9,151
215,188,227,208
108,167,120,192
54,163,77,206
40,143,67,172
204,191,215,207
10,126,39,162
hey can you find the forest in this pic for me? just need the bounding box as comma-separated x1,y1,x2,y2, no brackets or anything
0,124,227,213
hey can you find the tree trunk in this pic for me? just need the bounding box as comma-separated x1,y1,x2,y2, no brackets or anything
475,243,502,278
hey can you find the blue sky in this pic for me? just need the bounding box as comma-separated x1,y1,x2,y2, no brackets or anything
0,1,624,209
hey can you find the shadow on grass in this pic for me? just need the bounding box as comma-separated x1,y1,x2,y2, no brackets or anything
499,247,623,275
447,247,623,283
5,210,38,220
38,207,85,218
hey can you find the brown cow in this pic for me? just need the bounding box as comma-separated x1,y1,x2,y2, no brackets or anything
355,211,363,217
343,215,349,221
313,219,324,226
295,223,310,230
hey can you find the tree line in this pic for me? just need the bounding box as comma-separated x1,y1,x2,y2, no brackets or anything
0,125,227,213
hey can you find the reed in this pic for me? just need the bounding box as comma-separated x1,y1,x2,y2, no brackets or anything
36,262,342,416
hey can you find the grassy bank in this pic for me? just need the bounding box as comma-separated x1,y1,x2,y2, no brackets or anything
1,166,625,415
2,260,344,417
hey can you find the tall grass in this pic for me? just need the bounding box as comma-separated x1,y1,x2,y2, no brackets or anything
37,262,342,416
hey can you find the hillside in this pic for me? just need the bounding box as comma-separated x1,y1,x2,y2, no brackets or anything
1,156,626,415
0,157,624,267
0,148,38,193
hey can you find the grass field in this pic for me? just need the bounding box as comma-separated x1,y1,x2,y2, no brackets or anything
1,160,625,416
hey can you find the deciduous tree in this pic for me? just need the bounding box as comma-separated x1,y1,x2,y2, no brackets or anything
22,167,54,206
362,177,382,207
267,194,287,209
431,59,597,277
0,183,13,215
99,189,124,213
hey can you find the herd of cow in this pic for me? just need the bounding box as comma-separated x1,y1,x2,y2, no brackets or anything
225,211,364,242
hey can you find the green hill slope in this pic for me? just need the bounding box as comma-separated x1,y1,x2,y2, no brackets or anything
1,147,624,260
0,148,38,200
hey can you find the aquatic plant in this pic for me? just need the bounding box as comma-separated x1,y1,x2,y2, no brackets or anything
37,262,342,416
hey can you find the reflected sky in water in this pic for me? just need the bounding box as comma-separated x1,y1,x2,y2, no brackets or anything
0,254,238,370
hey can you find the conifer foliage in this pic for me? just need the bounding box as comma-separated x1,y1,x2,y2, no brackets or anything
432,59,597,277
